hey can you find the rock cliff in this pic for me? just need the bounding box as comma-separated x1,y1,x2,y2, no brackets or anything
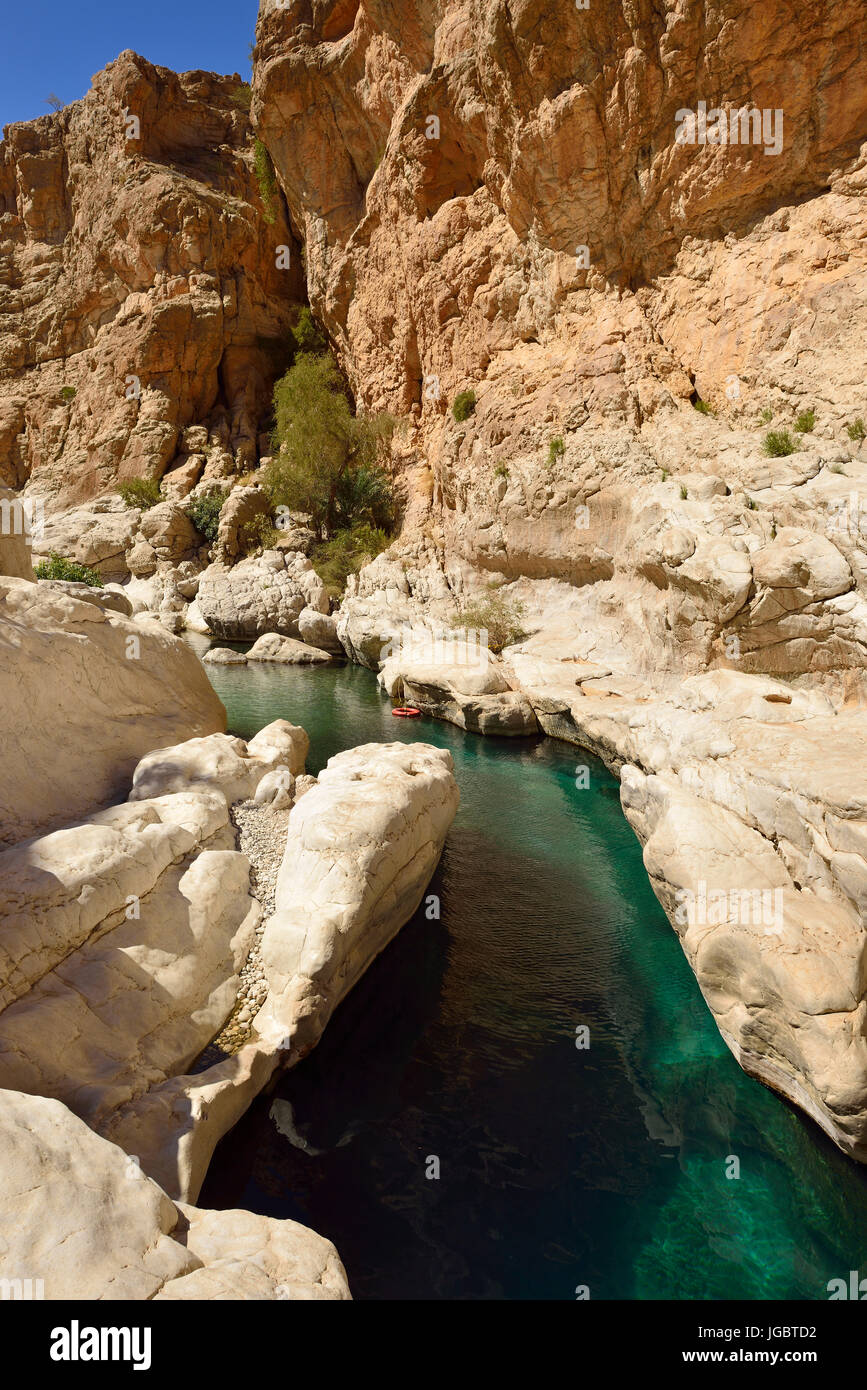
0,50,303,507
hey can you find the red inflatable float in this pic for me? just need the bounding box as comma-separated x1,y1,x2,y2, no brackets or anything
391,706,422,718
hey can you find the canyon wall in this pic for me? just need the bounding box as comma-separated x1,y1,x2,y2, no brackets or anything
0,51,303,507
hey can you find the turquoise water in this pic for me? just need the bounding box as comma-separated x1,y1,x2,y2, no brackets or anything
196,646,867,1300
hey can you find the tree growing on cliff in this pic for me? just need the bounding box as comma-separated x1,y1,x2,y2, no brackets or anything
263,350,396,540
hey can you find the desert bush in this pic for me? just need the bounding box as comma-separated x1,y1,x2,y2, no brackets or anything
762,429,796,457
253,139,278,225
35,553,101,586
59,385,76,402
547,436,565,466
847,418,866,441
290,306,326,356
241,511,280,553
452,389,476,422
794,408,815,433
117,478,161,509
311,523,390,598
186,489,228,542
451,583,526,654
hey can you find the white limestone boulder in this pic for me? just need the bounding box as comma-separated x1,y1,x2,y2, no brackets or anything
129,719,308,805
197,552,329,640
256,742,460,1056
0,1090,350,1301
0,577,225,848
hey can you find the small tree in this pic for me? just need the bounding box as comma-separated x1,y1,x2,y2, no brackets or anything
452,389,476,422
253,139,278,225
264,352,395,538
290,306,326,356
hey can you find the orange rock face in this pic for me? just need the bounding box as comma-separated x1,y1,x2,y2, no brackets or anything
0,51,303,507
253,0,867,424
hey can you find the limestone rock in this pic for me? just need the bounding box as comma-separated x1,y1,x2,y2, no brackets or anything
297,606,342,652
137,502,200,565
247,632,335,664
380,650,538,736
0,1090,196,1299
129,720,308,806
0,51,303,507
203,646,248,665
38,579,134,616
0,489,36,579
0,1089,350,1300
215,486,272,564
197,552,329,640
256,742,460,1057
156,1204,350,1301
0,578,225,847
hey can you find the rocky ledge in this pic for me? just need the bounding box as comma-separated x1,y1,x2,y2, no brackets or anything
0,538,459,1298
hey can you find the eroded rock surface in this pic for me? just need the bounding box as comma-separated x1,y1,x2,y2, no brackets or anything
0,1090,350,1300
0,577,225,847
0,51,302,507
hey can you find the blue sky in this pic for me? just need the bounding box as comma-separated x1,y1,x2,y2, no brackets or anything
1,1,259,130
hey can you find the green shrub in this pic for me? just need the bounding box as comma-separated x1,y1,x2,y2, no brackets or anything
231,83,252,111
117,477,161,510
241,511,281,553
761,429,796,458
59,385,76,402
759,406,774,425
692,399,713,416
186,489,228,542
494,463,509,479
829,463,847,475
253,138,278,225
451,583,526,655
290,306,326,357
311,523,391,598
452,389,476,423
847,418,866,441
35,552,101,586
547,436,565,467
794,407,815,433
660,468,669,481
264,351,396,538
680,484,688,499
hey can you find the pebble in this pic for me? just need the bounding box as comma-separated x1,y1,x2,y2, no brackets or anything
191,795,294,1069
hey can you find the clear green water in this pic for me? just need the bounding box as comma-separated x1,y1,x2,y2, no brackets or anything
196,644,867,1300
